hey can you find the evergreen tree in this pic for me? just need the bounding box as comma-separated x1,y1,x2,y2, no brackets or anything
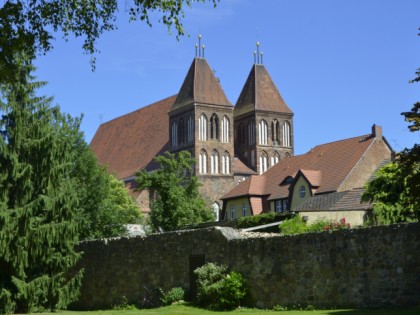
136,151,214,232
0,58,83,313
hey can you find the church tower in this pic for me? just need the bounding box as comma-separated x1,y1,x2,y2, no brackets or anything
234,43,294,174
168,38,235,205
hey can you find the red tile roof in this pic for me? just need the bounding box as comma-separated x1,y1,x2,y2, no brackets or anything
222,134,377,200
234,64,293,117
172,58,232,111
234,157,258,175
90,95,176,179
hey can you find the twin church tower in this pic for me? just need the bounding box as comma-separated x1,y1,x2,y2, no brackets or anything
168,41,294,204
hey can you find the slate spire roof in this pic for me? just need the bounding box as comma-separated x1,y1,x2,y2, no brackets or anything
234,64,293,117
171,57,233,111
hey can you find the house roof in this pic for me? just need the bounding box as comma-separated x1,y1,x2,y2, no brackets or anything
234,157,258,175
234,64,293,117
90,95,176,179
171,58,232,111
294,188,372,211
221,133,378,200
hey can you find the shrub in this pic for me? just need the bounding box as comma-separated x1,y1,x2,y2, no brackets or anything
280,216,351,235
279,215,308,234
160,287,185,305
238,212,277,228
194,263,246,311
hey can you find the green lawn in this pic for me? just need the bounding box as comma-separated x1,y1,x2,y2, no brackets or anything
27,304,420,315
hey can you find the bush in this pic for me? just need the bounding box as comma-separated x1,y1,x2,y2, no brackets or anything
238,212,277,228
280,216,351,235
279,215,308,234
194,263,246,311
160,287,185,305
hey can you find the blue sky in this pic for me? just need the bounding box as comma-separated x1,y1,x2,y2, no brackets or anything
34,0,420,155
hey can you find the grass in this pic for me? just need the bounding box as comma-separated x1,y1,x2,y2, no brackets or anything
26,304,420,315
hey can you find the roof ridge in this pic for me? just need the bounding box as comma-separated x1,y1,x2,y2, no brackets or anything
307,133,372,152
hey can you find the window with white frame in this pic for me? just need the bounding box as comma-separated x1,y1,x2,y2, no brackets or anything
210,150,219,174
199,150,207,174
171,121,178,147
222,152,230,174
271,152,280,167
258,119,268,145
259,151,268,175
282,121,291,147
221,115,230,143
199,114,207,141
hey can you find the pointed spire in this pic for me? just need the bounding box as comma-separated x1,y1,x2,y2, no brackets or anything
171,58,232,111
234,61,293,117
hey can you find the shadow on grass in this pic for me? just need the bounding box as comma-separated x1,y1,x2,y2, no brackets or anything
326,307,420,315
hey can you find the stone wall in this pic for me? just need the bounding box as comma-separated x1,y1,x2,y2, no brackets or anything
72,223,420,310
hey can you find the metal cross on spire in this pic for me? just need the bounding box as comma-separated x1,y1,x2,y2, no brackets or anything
195,34,205,58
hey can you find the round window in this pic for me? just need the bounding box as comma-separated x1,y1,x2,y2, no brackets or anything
299,185,306,198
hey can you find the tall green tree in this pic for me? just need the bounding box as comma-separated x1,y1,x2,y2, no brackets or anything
136,151,214,232
0,0,218,84
0,58,83,313
363,27,420,223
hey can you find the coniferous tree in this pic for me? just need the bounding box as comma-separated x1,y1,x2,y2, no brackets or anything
0,58,83,313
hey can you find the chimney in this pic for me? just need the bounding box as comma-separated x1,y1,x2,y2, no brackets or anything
372,124,382,138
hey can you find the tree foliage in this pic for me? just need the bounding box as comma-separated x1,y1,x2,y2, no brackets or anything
362,27,420,224
74,147,142,240
136,151,214,232
0,0,218,83
0,57,83,313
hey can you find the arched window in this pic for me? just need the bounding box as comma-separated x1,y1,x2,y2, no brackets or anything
199,150,207,174
210,150,219,174
222,151,230,175
258,119,268,145
199,114,207,141
271,152,280,167
259,151,268,175
248,121,255,145
282,121,291,147
210,114,219,140
221,116,230,143
171,121,178,147
187,115,194,143
272,119,280,145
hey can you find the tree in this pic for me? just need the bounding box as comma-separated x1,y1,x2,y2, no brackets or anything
362,27,420,223
0,0,218,84
136,151,214,232
362,163,415,224
0,57,83,313
73,147,142,240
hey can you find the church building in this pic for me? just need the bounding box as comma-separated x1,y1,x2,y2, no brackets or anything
90,42,295,216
